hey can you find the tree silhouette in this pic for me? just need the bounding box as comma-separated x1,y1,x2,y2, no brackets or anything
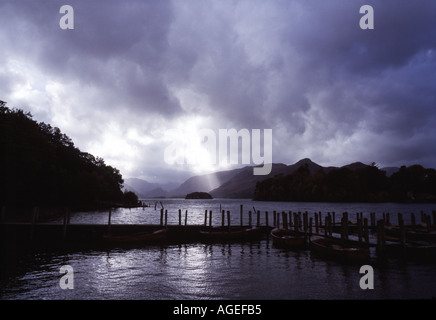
254,162,436,203
0,102,135,213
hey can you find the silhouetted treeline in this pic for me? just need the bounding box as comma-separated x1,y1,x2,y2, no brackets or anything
0,102,136,210
254,163,436,203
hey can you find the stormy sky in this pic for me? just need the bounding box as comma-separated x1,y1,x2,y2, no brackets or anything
1,0,436,184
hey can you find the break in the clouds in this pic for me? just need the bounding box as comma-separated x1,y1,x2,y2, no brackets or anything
1,0,436,184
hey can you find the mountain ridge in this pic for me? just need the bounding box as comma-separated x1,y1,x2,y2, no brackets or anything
129,158,404,199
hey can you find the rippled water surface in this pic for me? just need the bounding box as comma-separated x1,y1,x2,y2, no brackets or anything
1,200,436,300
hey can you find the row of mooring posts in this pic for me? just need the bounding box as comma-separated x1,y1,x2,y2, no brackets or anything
148,207,436,234
2,205,434,243
376,210,436,253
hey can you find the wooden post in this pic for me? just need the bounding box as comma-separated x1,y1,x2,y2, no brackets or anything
273,210,277,227
377,219,385,254
63,207,69,240
240,205,243,227
227,211,231,230
165,209,168,227
204,210,208,226
248,211,252,227
332,212,336,226
282,212,288,230
370,213,375,229
107,207,112,231
340,216,345,240
209,210,212,227
344,215,349,240
357,218,362,244
184,210,188,227
309,217,313,236
257,211,260,227
315,212,319,234
221,210,225,228
30,206,38,241
364,218,369,244
276,212,280,229
178,209,182,226
399,215,405,248
303,212,308,232
298,212,302,229
325,216,329,237
329,215,333,236
386,213,390,226
292,212,296,230
265,211,269,227
288,212,293,229
160,208,163,226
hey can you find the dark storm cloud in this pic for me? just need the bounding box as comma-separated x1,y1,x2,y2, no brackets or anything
1,0,436,181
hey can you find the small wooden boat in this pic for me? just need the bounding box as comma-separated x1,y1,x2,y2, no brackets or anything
271,228,306,248
199,226,262,242
384,225,436,242
102,228,168,244
310,236,370,262
384,240,436,260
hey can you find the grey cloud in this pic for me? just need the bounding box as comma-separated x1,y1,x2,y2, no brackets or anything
1,0,436,182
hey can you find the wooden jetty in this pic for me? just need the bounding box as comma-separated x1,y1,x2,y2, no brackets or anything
0,222,272,247
1,205,436,262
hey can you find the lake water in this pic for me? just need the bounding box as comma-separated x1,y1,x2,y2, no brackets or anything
1,199,436,300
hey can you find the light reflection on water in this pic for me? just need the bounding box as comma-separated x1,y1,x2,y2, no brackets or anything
50,198,436,226
2,240,436,300
2,200,436,300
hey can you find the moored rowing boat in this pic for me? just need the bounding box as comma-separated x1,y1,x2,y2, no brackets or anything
102,228,168,244
271,228,306,248
199,226,262,242
310,236,370,262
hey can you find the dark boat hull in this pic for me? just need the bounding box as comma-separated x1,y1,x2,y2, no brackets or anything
384,225,436,242
310,236,370,262
102,228,168,244
199,226,262,242
271,228,306,248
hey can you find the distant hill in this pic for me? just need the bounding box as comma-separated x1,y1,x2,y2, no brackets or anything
124,178,161,197
169,167,249,197
158,158,372,199
254,162,436,203
127,159,434,202
210,158,362,199
381,166,400,177
124,178,176,198
185,192,213,199
144,187,169,198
